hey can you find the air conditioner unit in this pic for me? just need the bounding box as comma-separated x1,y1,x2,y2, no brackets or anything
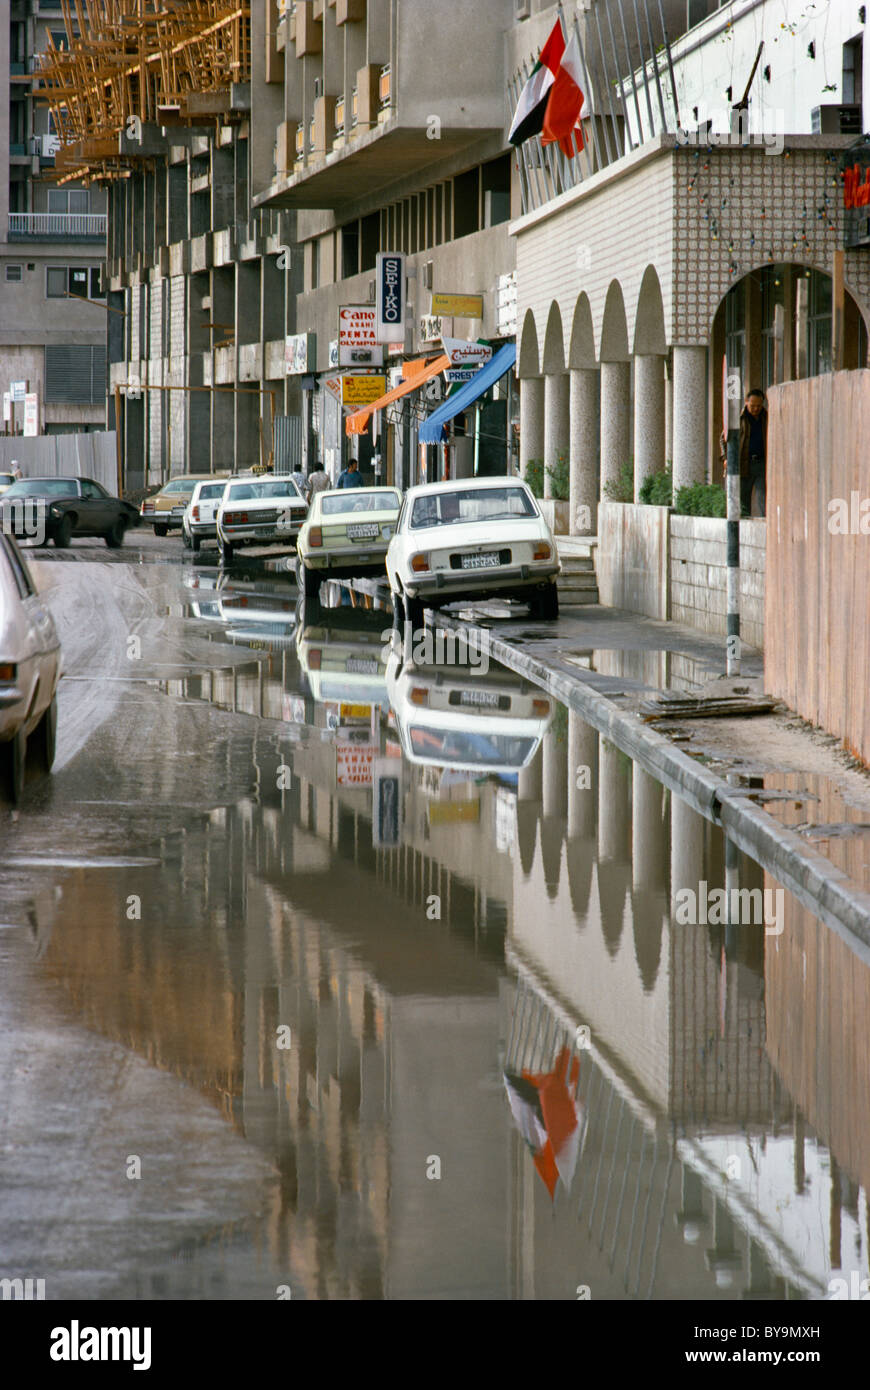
811,103,862,135
313,76,323,99
515,0,531,19
423,260,434,290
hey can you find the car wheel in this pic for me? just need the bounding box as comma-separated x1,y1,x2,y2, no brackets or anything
154,524,168,538
53,515,73,549
105,518,126,548
29,695,57,776
0,728,26,805
220,539,234,566
530,584,559,620
405,595,425,630
191,534,201,553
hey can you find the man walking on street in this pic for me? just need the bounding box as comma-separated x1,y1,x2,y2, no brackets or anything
337,458,365,489
721,387,767,517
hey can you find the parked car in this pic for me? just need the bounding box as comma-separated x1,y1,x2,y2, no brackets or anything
385,477,561,625
0,531,62,803
216,475,308,565
0,476,140,549
295,486,401,602
140,474,224,536
0,472,16,497
386,649,552,775
182,478,229,553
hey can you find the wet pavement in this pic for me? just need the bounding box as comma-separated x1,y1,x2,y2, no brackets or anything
2,537,870,1300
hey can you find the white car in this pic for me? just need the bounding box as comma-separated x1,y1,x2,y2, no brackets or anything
386,649,552,774
182,478,228,553
385,476,561,626
0,531,62,803
216,475,308,564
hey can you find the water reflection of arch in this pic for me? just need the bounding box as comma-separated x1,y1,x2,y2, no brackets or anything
597,860,630,959
630,887,665,993
565,835,595,921
539,817,564,900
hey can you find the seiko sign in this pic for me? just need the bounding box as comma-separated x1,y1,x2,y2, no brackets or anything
375,252,405,342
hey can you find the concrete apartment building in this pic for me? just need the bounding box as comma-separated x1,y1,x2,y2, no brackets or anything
1,0,108,436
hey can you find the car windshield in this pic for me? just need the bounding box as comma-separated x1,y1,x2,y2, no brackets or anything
410,486,535,529
1,478,77,498
409,728,536,767
226,480,302,502
321,491,399,516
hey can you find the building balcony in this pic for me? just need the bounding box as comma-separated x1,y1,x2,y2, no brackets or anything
8,211,107,241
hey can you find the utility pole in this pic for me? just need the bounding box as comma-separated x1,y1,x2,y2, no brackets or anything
723,356,741,677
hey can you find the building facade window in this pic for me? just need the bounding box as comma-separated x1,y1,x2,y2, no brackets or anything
46,265,104,299
44,345,107,404
5,265,23,282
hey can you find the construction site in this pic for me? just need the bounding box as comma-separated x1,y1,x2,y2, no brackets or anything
33,1,299,485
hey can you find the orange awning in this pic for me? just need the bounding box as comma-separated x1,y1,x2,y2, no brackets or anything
345,354,450,436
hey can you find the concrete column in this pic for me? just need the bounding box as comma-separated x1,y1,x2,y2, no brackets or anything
672,345,708,489
543,371,570,499
633,354,665,502
519,376,544,479
600,360,631,495
567,711,598,839
670,793,705,918
632,765,666,892
518,741,543,802
569,366,599,534
664,356,674,466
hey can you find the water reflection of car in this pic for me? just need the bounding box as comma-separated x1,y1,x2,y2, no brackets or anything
0,532,61,802
386,477,560,626
296,609,390,708
296,487,401,602
186,573,297,646
386,651,552,773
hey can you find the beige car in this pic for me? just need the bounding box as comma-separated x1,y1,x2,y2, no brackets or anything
140,473,227,536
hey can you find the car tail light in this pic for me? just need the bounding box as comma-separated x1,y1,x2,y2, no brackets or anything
309,527,323,548
410,552,430,573
533,543,552,561
532,698,551,717
308,648,322,670
410,687,429,707
0,662,16,681
192,505,200,521
141,500,154,514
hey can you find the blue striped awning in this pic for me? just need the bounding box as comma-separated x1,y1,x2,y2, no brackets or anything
418,342,516,444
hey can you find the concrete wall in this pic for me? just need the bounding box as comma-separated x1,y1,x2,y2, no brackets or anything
597,501,670,619
765,371,870,766
670,516,766,651
597,502,766,649
0,433,118,494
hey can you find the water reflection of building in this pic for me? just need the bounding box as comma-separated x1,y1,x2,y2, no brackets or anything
507,709,870,1298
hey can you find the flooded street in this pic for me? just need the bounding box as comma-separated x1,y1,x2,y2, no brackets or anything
2,547,870,1301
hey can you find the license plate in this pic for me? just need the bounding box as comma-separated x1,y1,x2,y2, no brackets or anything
347,523,380,540
461,552,500,570
460,689,502,709
346,659,379,675
171,506,186,516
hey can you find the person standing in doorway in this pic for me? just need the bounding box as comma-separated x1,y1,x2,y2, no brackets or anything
721,388,767,517
337,458,365,489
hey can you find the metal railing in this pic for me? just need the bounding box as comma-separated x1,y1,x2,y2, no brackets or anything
8,211,107,239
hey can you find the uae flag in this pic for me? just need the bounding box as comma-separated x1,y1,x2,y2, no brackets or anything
541,30,586,158
508,18,566,148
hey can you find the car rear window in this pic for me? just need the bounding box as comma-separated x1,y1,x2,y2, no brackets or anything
321,491,399,515
160,480,189,495
225,480,302,502
198,484,226,500
410,486,536,529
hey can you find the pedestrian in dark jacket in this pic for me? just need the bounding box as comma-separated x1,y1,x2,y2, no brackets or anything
337,459,365,489
721,388,767,516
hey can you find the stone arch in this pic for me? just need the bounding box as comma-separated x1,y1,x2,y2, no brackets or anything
633,265,668,356
707,257,870,340
542,300,566,374
569,292,596,369
599,280,630,362
518,307,541,378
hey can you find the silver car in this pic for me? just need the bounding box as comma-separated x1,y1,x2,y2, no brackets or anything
0,531,62,803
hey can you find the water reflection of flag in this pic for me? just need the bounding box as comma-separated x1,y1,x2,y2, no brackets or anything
504,1046,583,1198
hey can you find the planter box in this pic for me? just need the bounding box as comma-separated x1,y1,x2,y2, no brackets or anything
538,498,570,534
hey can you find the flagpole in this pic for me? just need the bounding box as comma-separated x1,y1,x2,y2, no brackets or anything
604,0,637,155
569,15,606,179
522,55,561,201
554,3,583,190
642,0,668,133
589,3,620,164
615,0,645,146
509,71,533,215
517,57,548,211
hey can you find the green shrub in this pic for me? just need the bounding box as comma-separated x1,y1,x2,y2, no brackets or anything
546,451,570,501
673,482,727,517
602,459,634,503
524,458,544,498
638,465,672,506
